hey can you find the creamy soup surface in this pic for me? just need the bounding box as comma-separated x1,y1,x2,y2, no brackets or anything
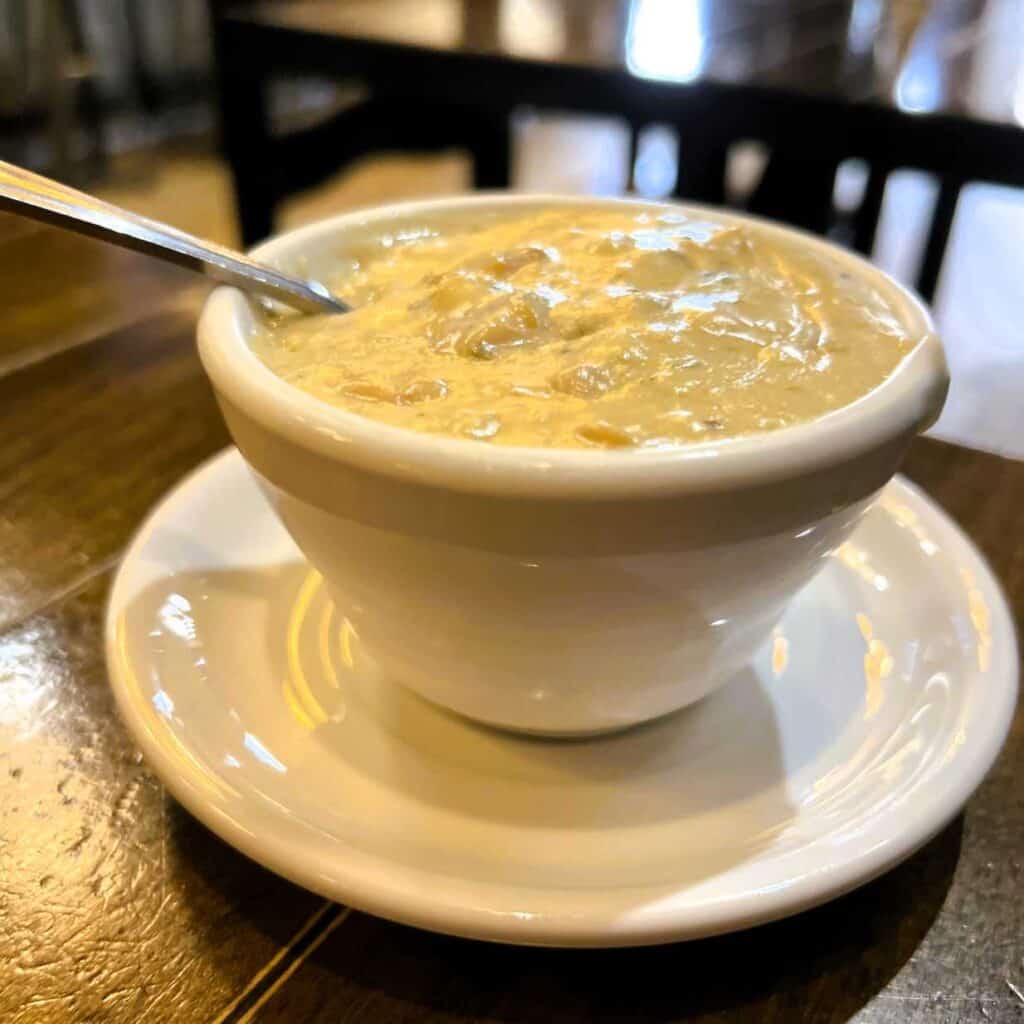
252,206,919,449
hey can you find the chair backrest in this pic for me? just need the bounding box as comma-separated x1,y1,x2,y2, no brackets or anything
670,85,1024,302
846,108,1024,300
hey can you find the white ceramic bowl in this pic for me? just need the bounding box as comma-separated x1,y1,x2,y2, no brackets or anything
198,194,948,736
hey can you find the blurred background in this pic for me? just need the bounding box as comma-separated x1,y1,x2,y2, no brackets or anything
2,0,1022,455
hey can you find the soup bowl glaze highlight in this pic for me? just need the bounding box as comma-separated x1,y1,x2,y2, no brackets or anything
198,195,948,735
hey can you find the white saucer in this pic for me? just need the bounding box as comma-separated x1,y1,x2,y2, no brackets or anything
106,448,1018,947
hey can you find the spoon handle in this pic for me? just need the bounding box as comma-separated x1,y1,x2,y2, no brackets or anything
0,160,347,314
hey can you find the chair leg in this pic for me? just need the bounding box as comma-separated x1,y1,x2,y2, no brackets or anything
625,121,640,193
852,162,889,257
749,150,838,235
212,21,275,246
916,176,961,303
467,109,511,190
674,133,727,206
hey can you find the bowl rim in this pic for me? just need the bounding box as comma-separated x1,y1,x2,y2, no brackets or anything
197,193,948,500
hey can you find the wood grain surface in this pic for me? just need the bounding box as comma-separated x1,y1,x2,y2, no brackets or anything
0,219,1021,1024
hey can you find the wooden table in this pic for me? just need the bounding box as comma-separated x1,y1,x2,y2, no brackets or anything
1,213,1021,1022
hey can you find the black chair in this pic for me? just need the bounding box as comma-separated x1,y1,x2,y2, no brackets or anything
668,98,1024,302
210,1,511,247
211,1,1024,305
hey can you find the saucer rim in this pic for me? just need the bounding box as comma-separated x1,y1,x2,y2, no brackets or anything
104,448,1019,947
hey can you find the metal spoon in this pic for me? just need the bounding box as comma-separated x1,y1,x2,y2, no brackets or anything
0,160,348,314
